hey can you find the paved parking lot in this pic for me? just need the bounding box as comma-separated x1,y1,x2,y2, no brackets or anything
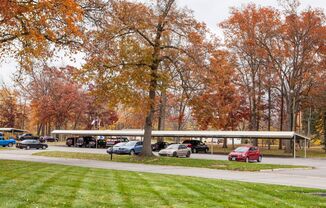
1,146,326,189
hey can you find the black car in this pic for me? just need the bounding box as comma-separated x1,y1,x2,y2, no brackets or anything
18,133,38,141
66,137,78,147
97,138,107,148
16,139,48,150
152,141,169,151
76,136,96,148
106,137,129,147
182,140,209,153
40,136,58,142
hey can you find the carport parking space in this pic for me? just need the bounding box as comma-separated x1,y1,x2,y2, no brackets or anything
53,130,311,159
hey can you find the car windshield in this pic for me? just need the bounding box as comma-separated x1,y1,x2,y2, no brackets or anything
124,141,137,146
234,147,249,153
167,144,179,149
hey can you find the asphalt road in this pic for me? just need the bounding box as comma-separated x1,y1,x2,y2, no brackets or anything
1,146,326,190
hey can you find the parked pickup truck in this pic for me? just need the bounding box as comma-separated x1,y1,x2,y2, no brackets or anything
0,132,16,147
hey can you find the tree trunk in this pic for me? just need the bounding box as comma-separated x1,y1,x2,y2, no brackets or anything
157,91,167,142
279,83,284,150
222,138,228,148
324,111,326,152
141,44,161,156
142,84,156,156
284,97,293,153
251,71,258,146
37,123,43,136
267,83,272,150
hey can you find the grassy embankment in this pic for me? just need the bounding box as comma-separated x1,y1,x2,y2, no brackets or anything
33,151,308,172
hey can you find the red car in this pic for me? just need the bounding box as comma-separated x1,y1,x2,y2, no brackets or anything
228,146,262,162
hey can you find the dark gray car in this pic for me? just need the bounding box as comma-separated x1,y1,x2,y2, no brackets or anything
16,140,48,150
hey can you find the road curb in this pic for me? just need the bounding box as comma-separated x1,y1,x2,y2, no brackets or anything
260,167,314,172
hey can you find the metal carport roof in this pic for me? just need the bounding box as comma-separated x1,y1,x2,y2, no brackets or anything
51,130,309,140
0,128,27,133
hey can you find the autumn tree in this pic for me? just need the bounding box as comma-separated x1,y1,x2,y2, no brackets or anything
254,2,325,152
81,0,212,156
221,1,325,152
0,85,17,127
0,0,86,68
220,4,274,146
16,66,87,135
191,50,245,147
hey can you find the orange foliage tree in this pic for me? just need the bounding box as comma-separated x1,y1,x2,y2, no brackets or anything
221,1,325,151
81,0,212,156
0,0,84,68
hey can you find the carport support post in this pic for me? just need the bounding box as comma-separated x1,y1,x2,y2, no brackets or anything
211,138,214,155
293,135,296,159
304,138,307,158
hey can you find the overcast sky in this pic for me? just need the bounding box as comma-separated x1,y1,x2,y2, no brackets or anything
0,0,325,85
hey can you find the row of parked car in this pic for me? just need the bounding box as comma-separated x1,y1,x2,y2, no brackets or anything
106,141,263,162
66,136,210,154
151,140,209,153
17,134,58,142
106,141,192,157
0,132,49,150
65,137,129,148
0,132,54,149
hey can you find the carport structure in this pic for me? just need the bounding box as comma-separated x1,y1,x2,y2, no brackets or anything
0,128,27,138
52,130,310,158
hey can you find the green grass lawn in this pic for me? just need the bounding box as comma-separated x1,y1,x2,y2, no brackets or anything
0,147,12,150
0,160,325,208
33,151,307,171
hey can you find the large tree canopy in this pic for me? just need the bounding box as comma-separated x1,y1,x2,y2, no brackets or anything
0,0,85,67
80,0,214,156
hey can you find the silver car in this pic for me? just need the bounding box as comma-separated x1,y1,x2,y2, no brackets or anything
107,142,127,154
158,144,191,157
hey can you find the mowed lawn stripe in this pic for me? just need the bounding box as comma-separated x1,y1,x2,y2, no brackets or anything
0,160,325,208
240,180,325,208
17,166,71,208
1,165,67,208
114,170,135,208
136,173,172,207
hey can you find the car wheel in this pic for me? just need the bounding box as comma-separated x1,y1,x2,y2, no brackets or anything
130,150,135,156
42,145,47,150
204,148,208,153
245,157,249,163
26,146,30,150
186,151,190,158
257,155,262,163
193,148,197,153
8,143,13,147
173,152,177,157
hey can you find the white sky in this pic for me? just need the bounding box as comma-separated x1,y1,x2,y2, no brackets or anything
0,0,325,85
